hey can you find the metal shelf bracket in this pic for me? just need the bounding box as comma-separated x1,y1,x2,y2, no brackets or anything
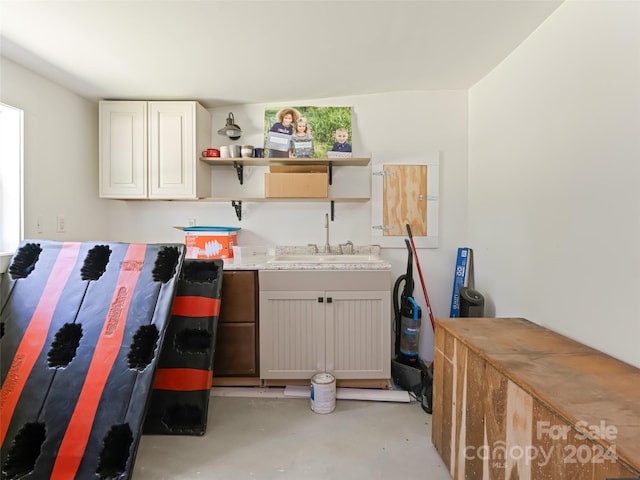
233,161,244,185
231,200,242,221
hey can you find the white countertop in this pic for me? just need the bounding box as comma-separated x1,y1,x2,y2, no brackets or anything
221,255,391,271
220,245,391,271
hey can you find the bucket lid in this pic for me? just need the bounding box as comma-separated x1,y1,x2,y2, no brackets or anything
312,373,335,384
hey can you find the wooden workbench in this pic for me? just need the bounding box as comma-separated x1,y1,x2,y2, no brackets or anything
432,317,640,480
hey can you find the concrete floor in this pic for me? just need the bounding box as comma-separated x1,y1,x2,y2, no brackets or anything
133,389,452,480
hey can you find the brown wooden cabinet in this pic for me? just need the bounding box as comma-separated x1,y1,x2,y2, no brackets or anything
432,317,640,480
212,270,259,383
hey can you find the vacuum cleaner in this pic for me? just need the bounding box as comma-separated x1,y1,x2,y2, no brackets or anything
393,239,421,366
391,239,429,405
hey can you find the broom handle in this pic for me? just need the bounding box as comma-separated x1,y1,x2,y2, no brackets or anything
406,224,435,332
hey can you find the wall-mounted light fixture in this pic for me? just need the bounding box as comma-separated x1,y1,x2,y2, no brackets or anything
217,112,242,140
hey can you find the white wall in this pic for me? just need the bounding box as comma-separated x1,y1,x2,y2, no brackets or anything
10,2,638,368
0,57,111,241
468,1,640,367
0,54,468,361
106,91,470,361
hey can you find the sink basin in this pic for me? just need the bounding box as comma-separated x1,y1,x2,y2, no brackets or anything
268,254,385,264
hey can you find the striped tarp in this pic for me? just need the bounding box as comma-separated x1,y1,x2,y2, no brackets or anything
143,258,223,436
1,240,184,480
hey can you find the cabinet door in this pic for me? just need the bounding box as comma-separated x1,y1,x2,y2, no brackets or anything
259,290,325,379
326,290,391,379
148,102,196,199
214,271,258,377
214,323,257,375
218,271,257,323
99,101,147,198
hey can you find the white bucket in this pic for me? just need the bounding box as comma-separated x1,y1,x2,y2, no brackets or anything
310,373,336,414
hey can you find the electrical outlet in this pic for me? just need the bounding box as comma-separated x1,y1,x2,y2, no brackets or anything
56,215,65,233
187,218,196,227
37,215,43,233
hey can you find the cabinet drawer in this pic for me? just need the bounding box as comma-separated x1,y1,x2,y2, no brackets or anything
214,323,257,376
220,270,257,323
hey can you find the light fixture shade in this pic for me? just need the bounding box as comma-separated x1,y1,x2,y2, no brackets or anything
217,112,242,140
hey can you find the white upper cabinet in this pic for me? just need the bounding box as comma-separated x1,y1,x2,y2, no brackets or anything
99,101,211,199
99,101,148,198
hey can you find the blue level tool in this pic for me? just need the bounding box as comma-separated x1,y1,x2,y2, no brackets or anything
449,247,471,317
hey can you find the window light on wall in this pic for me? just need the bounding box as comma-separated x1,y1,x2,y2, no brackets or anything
0,102,24,273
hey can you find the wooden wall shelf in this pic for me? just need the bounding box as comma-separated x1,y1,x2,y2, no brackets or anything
199,157,371,167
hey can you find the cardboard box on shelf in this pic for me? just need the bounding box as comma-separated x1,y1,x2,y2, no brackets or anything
269,165,328,174
265,172,328,198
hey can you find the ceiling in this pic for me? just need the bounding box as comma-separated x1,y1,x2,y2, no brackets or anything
0,1,562,108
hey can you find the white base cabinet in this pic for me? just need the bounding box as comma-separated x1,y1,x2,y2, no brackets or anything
99,100,211,199
259,270,391,380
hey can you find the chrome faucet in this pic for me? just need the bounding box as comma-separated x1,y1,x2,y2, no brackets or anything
338,240,354,255
324,213,331,253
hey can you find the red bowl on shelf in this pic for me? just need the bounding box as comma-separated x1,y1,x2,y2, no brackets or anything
202,148,220,158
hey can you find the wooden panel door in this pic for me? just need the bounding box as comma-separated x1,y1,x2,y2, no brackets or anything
382,164,427,236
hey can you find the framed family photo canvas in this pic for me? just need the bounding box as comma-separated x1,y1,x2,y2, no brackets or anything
264,106,352,159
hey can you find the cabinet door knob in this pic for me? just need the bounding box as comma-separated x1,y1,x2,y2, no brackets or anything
327,297,333,303
318,297,324,303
